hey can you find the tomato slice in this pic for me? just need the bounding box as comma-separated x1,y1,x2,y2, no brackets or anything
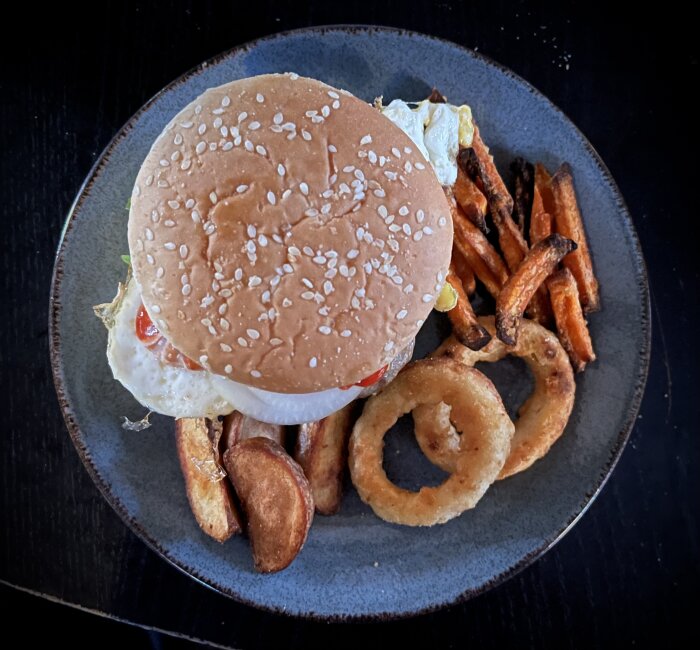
340,364,388,390
135,302,203,371
135,303,160,345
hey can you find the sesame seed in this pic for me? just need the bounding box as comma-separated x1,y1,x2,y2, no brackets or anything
262,290,271,303
237,337,248,347
311,115,324,124
267,191,276,205
221,95,231,107
288,246,301,257
213,117,223,128
273,112,283,125
196,141,206,155
156,267,164,278
256,93,264,103
389,224,401,233
256,145,267,156
234,136,242,146
271,337,283,346
248,276,262,287
422,294,433,303
219,288,232,297
180,121,193,129
233,268,243,281
179,244,188,259
222,364,232,374
236,185,249,194
159,159,170,168
384,341,394,352
319,325,332,335
392,275,404,285
301,129,312,141
328,144,337,153
341,330,351,337
328,90,340,99
250,369,262,379
384,171,397,181
282,298,292,307
303,246,314,256
323,280,333,295
174,133,183,145
244,140,254,152
415,162,426,170
164,219,175,227
399,206,409,216
351,297,361,309
218,303,228,315
404,162,413,173
405,146,412,154
238,112,248,122
368,151,378,165
360,135,372,145
146,254,154,265
403,224,412,236
332,100,340,109
182,284,192,296
413,231,423,241
258,234,268,246
438,216,447,227
392,147,401,158
321,203,332,215
246,241,256,255
347,249,360,259
313,255,327,264
197,123,207,135
301,291,314,300
144,227,154,241
272,234,283,244
247,224,257,238
302,278,313,288
299,182,309,196
209,142,217,151
164,242,176,250
404,283,414,293
305,110,317,118
321,105,330,117
309,357,318,368
247,328,260,340
423,226,434,235
277,163,286,176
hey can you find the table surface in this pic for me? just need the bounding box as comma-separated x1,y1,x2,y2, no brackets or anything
2,2,698,648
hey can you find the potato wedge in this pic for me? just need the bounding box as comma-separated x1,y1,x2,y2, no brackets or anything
451,199,509,298
175,418,242,543
446,266,491,350
547,268,596,372
496,234,577,345
294,403,355,515
222,411,285,449
510,157,534,234
453,165,489,233
224,438,314,573
551,163,600,312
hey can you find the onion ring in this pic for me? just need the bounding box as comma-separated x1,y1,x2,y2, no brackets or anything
348,358,513,526
413,316,575,479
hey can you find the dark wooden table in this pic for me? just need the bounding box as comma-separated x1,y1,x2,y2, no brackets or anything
2,2,698,648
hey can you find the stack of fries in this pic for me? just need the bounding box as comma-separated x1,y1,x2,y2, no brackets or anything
447,127,598,372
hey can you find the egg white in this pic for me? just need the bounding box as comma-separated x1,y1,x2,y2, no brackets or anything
105,277,361,423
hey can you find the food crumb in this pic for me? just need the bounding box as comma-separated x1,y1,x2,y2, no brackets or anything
373,561,379,568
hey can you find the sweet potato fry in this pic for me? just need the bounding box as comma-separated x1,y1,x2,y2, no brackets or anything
462,129,528,272
222,411,285,449
453,165,489,233
224,438,314,573
294,403,355,515
510,157,534,235
530,182,553,245
496,234,577,345
450,200,509,298
175,417,242,543
535,163,556,217
551,163,600,312
547,268,596,372
452,245,476,296
462,128,514,218
525,163,556,327
446,266,491,350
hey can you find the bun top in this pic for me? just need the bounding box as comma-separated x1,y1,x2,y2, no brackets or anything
128,73,452,393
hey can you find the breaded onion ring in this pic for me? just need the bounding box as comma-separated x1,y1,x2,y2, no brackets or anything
348,358,513,526
413,316,575,479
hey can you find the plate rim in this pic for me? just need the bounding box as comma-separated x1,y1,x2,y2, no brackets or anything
49,24,651,621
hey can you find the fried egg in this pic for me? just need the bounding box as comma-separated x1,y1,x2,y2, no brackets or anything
104,277,361,423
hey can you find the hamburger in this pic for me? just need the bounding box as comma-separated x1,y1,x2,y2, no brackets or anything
96,73,454,424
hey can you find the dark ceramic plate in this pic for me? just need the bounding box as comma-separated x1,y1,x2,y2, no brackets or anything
50,26,649,619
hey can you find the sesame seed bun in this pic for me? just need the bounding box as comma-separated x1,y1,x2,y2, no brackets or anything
128,73,452,393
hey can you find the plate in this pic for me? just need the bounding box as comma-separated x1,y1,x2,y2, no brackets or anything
50,26,650,619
